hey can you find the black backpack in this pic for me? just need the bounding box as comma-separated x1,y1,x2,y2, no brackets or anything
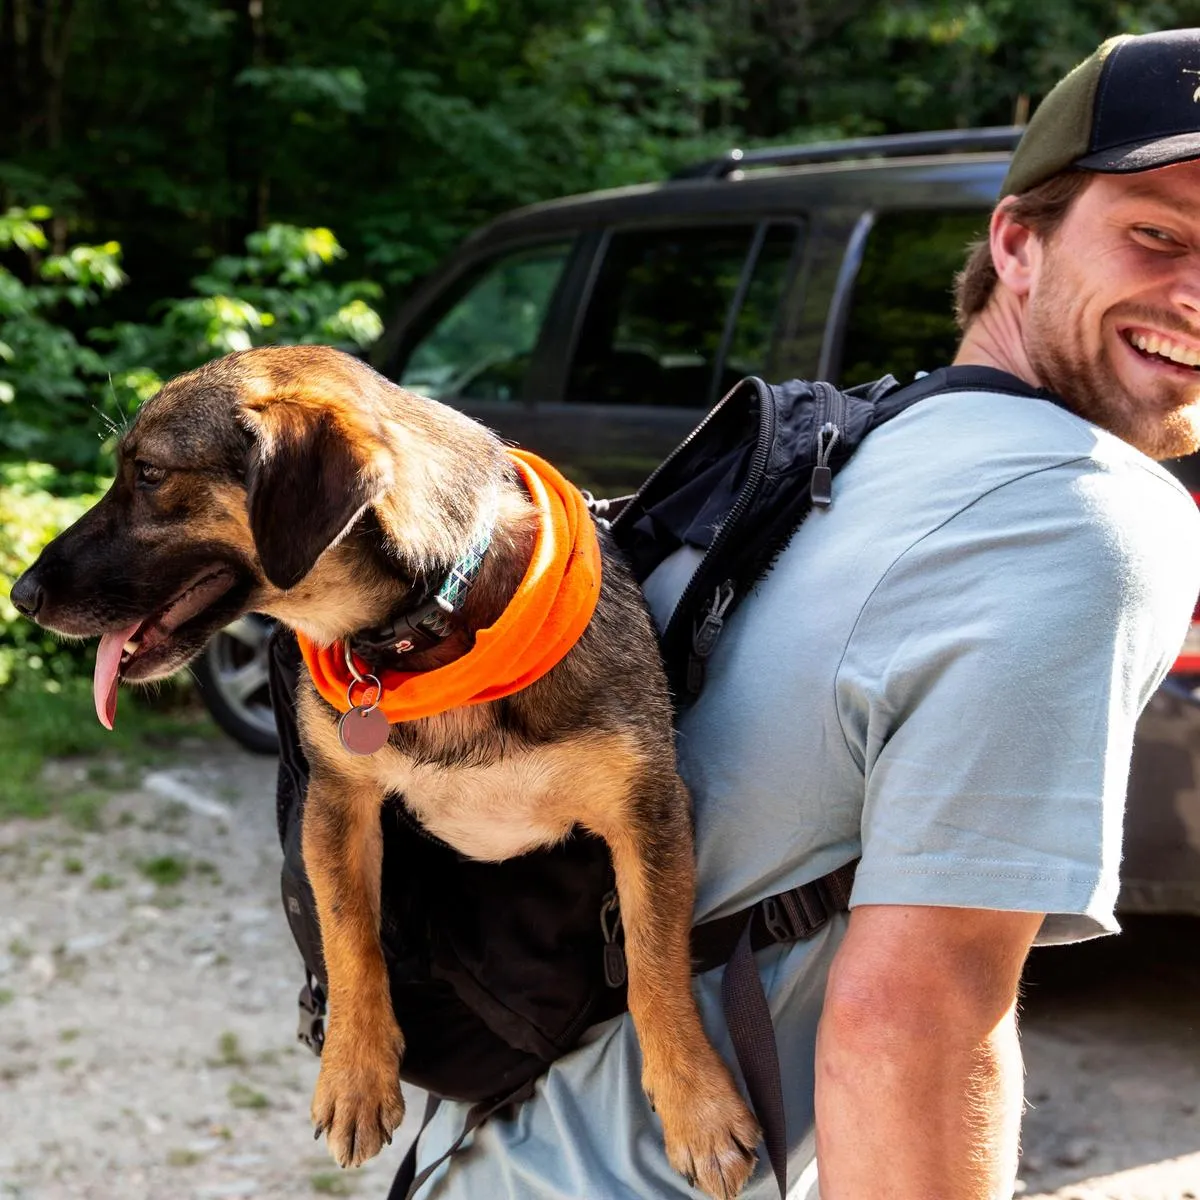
268,365,1048,1199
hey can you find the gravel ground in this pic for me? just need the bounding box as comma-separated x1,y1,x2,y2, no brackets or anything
1,740,1198,1200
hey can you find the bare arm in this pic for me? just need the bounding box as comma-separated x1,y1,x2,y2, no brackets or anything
815,904,1044,1199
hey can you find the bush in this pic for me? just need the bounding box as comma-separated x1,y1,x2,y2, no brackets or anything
0,209,384,687
0,206,127,473
0,463,101,688
97,223,385,418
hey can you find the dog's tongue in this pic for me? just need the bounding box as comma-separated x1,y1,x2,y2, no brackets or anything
93,621,142,730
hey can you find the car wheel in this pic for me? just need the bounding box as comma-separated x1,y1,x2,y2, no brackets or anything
192,615,279,755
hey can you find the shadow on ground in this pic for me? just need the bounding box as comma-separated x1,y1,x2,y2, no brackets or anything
1016,915,1200,1197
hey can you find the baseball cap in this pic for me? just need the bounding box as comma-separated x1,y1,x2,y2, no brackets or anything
1002,28,1200,196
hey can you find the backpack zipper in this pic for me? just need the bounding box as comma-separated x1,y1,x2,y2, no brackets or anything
809,381,846,508
666,377,776,695
614,377,759,512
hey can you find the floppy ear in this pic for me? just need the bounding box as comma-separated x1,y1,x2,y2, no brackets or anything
241,401,380,590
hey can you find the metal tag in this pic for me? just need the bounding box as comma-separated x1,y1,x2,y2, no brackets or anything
338,704,391,756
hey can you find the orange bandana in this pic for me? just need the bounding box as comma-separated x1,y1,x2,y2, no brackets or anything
296,449,602,723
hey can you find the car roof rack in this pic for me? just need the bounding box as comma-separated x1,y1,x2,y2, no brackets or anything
671,126,1025,181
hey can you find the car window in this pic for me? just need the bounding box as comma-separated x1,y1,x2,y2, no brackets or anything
838,211,986,387
397,242,572,401
725,226,802,381
567,224,799,408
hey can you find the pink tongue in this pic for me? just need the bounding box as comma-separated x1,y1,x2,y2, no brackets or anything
93,622,143,730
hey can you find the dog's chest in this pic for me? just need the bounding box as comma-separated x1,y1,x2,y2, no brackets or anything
369,745,584,862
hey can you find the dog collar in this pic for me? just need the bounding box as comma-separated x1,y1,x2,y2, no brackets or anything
296,449,602,724
349,516,494,660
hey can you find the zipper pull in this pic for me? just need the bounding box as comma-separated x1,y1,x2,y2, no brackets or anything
810,422,842,508
599,890,626,988
687,581,736,694
694,581,736,658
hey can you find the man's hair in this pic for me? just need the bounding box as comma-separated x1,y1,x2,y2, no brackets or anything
953,171,1093,329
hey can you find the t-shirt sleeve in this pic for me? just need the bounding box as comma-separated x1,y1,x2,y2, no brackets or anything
836,458,1200,944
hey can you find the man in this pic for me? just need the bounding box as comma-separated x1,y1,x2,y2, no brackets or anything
407,29,1200,1199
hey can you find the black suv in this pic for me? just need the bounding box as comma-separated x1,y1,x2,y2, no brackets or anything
194,128,1200,916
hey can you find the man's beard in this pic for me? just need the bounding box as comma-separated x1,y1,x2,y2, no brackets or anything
1026,294,1200,461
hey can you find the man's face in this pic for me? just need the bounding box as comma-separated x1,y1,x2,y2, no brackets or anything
1025,160,1200,460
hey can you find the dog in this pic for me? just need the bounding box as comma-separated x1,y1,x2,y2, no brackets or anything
11,345,760,1199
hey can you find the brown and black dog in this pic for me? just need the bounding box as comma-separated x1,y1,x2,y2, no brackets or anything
11,345,759,1198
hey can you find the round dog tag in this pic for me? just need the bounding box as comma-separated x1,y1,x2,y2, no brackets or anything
338,705,391,756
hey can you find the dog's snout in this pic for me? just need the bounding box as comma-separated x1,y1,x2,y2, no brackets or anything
10,571,46,619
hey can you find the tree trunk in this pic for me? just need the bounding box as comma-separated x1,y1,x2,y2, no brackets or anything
222,0,269,252
0,0,77,160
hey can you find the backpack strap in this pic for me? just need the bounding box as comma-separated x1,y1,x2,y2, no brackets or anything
392,1081,536,1200
872,364,1064,424
689,860,858,971
388,1091,440,1200
699,860,858,1199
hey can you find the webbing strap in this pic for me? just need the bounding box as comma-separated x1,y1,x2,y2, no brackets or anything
720,860,858,1198
723,917,788,1196
394,1081,536,1200
388,1092,440,1200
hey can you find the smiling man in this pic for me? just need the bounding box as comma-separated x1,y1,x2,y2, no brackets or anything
955,31,1200,461
814,28,1200,1199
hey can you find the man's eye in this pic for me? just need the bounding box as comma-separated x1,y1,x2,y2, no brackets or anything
1135,226,1177,246
135,461,166,488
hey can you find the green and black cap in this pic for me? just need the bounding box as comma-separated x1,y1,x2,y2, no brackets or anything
1003,28,1200,196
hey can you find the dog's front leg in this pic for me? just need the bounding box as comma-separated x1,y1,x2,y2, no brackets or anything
304,772,406,1168
590,773,761,1200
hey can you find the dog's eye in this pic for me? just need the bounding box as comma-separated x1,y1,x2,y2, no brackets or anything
135,461,166,488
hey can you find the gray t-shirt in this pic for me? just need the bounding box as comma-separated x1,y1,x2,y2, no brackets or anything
412,389,1200,1198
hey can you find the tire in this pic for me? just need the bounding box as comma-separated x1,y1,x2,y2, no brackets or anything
192,614,280,755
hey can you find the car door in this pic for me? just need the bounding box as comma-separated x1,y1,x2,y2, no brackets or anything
541,221,804,493
382,220,808,496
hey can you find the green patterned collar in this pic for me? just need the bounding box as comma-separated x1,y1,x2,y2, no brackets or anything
350,511,495,659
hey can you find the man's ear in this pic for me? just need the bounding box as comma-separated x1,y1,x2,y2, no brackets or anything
989,197,1041,299
240,400,380,590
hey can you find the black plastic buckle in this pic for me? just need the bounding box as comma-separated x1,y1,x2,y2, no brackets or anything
760,885,830,945
389,597,454,653
350,597,454,659
298,978,326,1056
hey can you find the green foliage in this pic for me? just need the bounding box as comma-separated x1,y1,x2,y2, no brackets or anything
98,222,384,414
0,208,126,470
0,463,102,688
3,0,1188,305
0,210,382,688
138,855,189,886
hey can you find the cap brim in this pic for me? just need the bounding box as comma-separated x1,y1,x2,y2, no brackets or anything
1076,130,1200,173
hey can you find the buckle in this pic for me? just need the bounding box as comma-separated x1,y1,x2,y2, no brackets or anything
297,978,326,1056
760,886,830,944
389,598,454,653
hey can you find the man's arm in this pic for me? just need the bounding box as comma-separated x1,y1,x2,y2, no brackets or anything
814,904,1044,1199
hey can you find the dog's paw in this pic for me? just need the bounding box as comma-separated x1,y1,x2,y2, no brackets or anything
651,1072,760,1200
312,1028,406,1169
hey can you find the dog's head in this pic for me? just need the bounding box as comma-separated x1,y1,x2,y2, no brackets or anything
10,345,504,723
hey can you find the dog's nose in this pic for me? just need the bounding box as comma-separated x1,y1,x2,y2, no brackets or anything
10,571,45,619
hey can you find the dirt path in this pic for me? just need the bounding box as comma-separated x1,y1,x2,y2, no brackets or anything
1018,920,1200,1200
1,742,1198,1200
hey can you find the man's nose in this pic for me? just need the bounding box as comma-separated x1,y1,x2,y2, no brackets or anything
10,569,46,619
1170,260,1200,316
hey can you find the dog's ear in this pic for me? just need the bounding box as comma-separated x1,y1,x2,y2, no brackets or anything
240,399,381,590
